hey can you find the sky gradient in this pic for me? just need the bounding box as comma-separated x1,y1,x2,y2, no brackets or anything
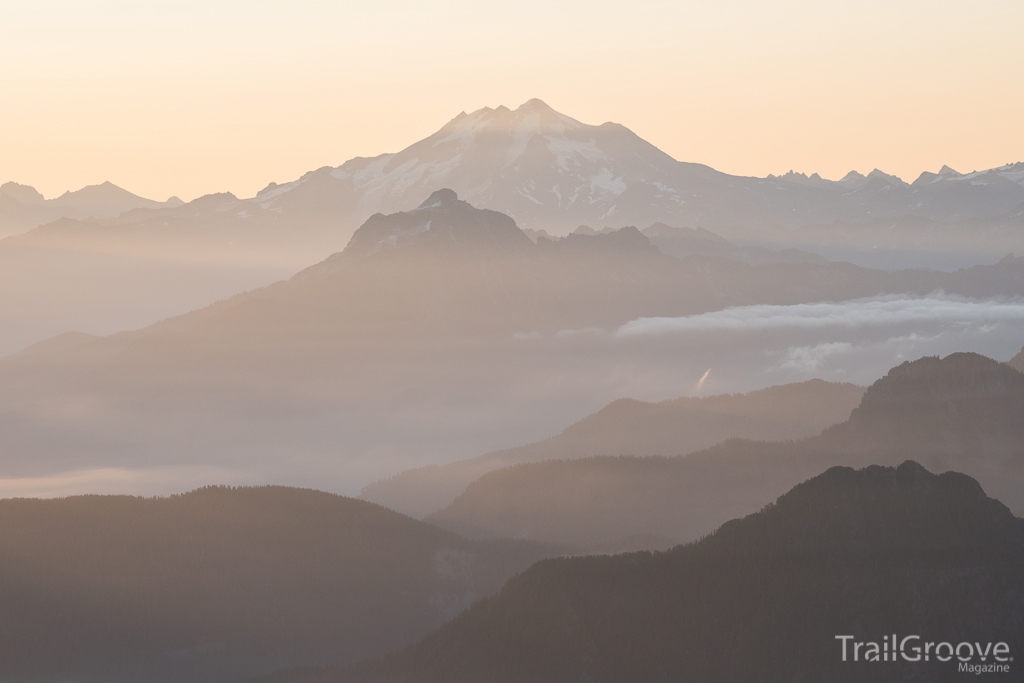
3,0,1023,202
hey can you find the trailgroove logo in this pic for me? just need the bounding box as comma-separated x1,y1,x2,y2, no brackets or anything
836,635,1012,674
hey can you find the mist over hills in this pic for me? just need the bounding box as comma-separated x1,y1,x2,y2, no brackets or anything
362,379,866,518
6,188,1024,497
0,232,290,357
642,221,828,265
427,352,1024,545
3,190,1024,496
0,486,560,682
271,462,1024,683
0,187,299,357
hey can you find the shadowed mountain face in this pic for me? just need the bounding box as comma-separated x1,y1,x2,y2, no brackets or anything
427,353,1024,545
0,486,560,683
270,462,1024,683
362,379,866,518
4,192,1024,496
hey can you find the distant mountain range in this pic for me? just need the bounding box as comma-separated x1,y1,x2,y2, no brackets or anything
4,193,1024,493
5,100,1024,269
268,462,1024,683
5,190,1024,493
3,100,1023,356
362,379,866,518
427,352,1024,546
0,486,560,682
242,99,1024,239
0,180,181,237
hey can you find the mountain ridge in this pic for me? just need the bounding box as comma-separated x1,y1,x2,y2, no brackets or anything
17,101,1024,270
4,194,1024,497
0,180,181,237
267,461,1024,683
0,485,562,682
361,379,866,518
426,352,1024,545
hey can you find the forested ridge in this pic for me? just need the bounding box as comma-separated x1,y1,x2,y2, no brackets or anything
268,462,1024,683
0,485,560,682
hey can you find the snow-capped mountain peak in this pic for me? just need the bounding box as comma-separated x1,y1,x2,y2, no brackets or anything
243,102,1024,241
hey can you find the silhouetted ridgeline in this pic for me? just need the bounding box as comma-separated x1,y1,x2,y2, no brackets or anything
264,462,1024,683
428,352,1024,544
0,486,561,682
362,379,865,518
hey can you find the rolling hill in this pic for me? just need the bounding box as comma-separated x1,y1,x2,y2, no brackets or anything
0,486,560,682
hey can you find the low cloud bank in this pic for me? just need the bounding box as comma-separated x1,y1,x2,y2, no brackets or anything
616,296,1024,337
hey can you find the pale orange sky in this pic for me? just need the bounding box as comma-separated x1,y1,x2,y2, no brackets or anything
2,0,1022,202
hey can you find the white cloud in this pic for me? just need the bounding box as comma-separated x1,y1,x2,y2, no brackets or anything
779,342,852,372
615,296,1024,337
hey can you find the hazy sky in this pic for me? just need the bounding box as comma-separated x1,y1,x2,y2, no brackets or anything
3,0,1022,202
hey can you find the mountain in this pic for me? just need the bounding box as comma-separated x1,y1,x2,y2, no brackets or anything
32,103,1024,273
427,352,1024,545
1008,346,1024,372
0,180,180,237
362,379,865,518
4,192,1024,496
269,462,1024,683
0,182,224,356
818,352,1024,479
4,104,1022,353
249,101,1024,239
0,486,560,682
51,181,182,218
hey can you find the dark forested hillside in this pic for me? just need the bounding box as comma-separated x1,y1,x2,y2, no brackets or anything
271,462,1024,683
428,352,1024,544
0,486,560,682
